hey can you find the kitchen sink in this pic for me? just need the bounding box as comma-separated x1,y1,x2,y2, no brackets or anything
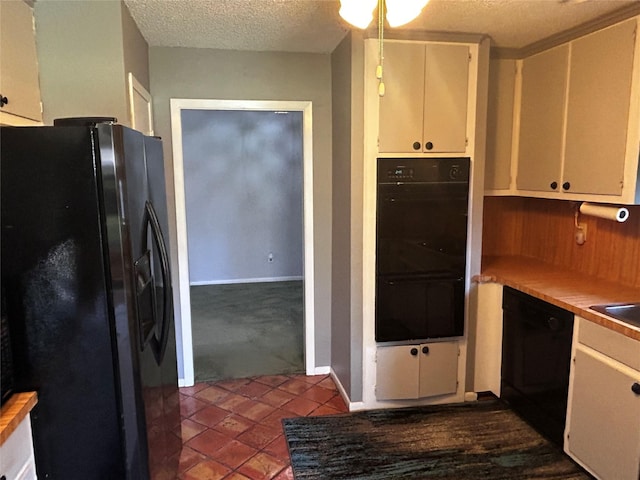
590,303,640,329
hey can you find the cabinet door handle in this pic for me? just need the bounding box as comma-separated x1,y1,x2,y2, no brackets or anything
410,348,418,356
562,181,571,191
412,141,421,150
0,95,8,107
425,141,433,150
632,382,640,395
550,181,558,190
422,346,429,355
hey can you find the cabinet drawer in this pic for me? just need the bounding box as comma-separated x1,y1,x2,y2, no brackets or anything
578,318,640,371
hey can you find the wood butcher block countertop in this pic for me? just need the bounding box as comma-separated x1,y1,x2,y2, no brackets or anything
478,256,640,342
0,391,37,445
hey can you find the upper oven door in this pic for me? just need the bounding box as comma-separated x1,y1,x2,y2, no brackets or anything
376,182,469,277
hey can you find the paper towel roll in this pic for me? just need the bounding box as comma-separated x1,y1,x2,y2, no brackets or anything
579,202,629,222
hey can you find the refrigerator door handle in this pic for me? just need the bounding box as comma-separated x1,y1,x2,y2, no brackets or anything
134,250,157,351
143,200,172,365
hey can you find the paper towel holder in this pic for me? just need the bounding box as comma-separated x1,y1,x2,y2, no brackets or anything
579,202,629,223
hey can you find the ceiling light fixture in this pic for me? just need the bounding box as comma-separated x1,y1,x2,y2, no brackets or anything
339,0,378,29
386,0,430,27
339,0,429,29
339,0,429,97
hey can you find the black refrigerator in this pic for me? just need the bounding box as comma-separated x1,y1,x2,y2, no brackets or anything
1,119,181,479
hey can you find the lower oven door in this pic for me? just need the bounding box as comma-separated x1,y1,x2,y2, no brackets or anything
375,275,464,342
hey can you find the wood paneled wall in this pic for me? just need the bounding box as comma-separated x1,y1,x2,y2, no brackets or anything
482,196,640,288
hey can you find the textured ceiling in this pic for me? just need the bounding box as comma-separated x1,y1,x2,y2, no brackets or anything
124,0,640,54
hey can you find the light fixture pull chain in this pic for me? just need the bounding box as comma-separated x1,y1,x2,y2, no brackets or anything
377,0,385,96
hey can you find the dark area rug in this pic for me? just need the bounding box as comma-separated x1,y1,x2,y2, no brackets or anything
282,399,591,479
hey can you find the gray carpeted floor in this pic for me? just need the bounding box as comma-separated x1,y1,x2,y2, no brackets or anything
190,281,304,382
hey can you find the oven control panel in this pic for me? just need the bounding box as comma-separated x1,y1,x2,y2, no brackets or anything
380,157,470,184
448,165,463,180
386,166,414,180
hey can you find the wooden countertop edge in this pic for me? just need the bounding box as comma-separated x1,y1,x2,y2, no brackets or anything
476,257,640,342
0,391,38,446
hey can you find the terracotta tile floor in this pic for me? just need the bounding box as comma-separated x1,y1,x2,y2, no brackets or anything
178,374,348,480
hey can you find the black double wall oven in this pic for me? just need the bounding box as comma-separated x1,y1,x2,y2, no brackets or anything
375,157,470,343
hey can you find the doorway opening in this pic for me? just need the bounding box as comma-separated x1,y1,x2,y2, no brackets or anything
170,99,315,387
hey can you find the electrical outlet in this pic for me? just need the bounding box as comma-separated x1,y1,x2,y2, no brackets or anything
575,223,587,245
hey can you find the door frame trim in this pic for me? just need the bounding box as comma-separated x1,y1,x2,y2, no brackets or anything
169,98,315,386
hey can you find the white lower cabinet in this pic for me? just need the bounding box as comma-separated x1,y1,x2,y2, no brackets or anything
0,414,37,480
375,341,458,400
566,319,640,480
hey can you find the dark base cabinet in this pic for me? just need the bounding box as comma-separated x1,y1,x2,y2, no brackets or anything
501,286,574,446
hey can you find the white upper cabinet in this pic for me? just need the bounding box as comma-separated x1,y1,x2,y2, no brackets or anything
0,0,42,123
378,41,469,154
486,16,640,204
485,58,516,191
563,18,636,196
516,44,569,192
128,73,154,136
422,44,469,153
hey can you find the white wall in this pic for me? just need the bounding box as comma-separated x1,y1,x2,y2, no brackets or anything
330,31,365,403
34,0,149,126
181,109,303,284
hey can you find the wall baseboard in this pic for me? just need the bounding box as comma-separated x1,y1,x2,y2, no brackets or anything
190,276,303,286
329,368,367,412
178,378,193,388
